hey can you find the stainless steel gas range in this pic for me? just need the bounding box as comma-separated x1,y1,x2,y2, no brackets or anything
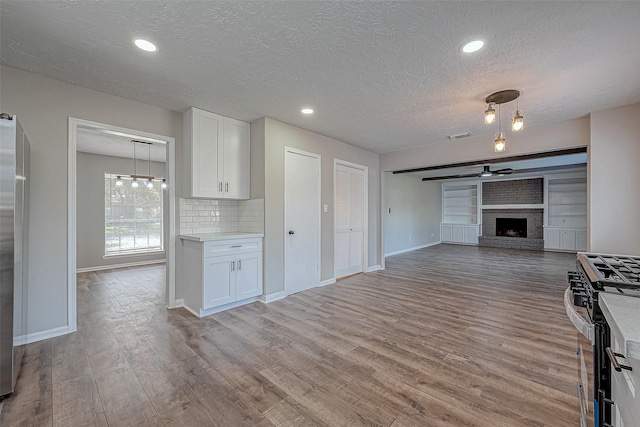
567,252,640,427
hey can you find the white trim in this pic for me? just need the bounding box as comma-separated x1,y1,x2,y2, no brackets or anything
333,159,369,280
366,265,382,272
258,291,288,303
482,204,544,210
76,258,166,273
14,326,70,345
384,241,440,257
192,296,261,317
284,147,322,295
68,118,178,339
103,250,165,259
320,278,336,286
174,298,184,307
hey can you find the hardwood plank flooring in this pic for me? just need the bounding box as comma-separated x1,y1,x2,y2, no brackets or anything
0,244,587,426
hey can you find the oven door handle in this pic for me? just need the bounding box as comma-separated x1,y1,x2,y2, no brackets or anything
605,347,633,372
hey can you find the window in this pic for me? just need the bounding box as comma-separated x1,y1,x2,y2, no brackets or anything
105,174,163,255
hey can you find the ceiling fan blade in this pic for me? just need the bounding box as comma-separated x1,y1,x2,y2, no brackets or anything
493,168,513,174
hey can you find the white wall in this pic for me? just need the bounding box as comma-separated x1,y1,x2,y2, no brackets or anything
258,118,380,295
76,152,167,270
589,103,640,255
383,173,441,255
0,65,182,335
380,117,590,172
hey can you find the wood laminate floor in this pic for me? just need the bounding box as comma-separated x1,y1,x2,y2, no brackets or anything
0,244,587,426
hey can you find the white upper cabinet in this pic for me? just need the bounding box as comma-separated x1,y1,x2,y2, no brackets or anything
184,107,250,199
222,117,250,199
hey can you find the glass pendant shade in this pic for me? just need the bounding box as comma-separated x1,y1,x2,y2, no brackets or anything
115,176,123,186
131,178,139,188
494,132,506,152
512,110,524,132
484,104,496,124
146,178,154,189
161,179,167,189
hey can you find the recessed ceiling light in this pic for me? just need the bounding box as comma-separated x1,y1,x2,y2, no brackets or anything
301,108,314,115
134,38,158,52
461,40,484,53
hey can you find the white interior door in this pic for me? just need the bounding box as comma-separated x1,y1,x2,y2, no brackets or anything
335,163,365,278
285,148,320,295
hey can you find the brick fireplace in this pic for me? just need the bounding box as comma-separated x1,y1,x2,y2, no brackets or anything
478,178,544,250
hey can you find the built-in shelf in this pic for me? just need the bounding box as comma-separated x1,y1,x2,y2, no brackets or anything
482,204,544,210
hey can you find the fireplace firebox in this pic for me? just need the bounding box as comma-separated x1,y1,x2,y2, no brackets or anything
496,218,527,238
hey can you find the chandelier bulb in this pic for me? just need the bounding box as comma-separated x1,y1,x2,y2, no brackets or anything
494,132,506,152
115,176,123,186
512,109,524,132
146,178,154,189
161,179,167,190
131,178,139,188
484,104,496,124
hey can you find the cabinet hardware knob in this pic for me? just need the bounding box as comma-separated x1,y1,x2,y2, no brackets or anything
288,230,295,235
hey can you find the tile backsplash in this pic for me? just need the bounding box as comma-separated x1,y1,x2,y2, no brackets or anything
179,198,264,235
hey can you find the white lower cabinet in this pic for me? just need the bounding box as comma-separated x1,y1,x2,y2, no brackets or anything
544,227,586,251
182,237,263,317
441,224,479,245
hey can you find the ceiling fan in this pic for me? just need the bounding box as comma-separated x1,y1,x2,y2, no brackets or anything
478,165,513,177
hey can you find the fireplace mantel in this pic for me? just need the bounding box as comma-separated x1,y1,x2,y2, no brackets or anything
482,204,544,210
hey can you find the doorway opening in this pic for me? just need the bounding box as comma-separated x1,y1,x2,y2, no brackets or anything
67,118,176,331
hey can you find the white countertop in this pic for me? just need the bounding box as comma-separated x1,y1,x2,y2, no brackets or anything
600,292,640,360
180,232,264,242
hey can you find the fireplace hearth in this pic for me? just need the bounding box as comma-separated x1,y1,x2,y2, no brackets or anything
496,218,527,238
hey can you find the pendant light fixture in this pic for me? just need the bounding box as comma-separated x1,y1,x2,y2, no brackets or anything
483,89,523,152
494,103,506,152
120,139,167,190
484,104,496,124
512,98,524,132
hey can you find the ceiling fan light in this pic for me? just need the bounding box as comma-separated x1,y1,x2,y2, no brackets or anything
484,104,496,124
512,110,524,132
494,132,506,152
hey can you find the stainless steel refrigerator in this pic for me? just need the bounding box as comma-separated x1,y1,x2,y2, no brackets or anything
0,113,30,398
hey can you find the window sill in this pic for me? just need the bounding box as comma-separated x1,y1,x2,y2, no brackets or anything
103,251,165,260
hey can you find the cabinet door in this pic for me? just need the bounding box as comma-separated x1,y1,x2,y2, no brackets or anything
441,225,452,242
576,230,587,251
222,117,250,199
463,226,477,244
235,252,262,300
546,229,561,249
452,226,464,243
203,255,236,309
191,109,224,198
561,229,577,250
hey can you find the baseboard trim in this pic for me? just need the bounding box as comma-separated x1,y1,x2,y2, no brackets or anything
258,291,287,304
366,265,381,272
384,241,440,257
170,298,184,309
76,259,166,273
14,325,70,345
320,278,336,287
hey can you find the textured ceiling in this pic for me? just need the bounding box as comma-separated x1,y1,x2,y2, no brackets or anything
2,1,640,154
77,126,167,162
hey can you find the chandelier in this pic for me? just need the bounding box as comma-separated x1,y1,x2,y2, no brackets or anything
115,140,167,189
483,90,524,152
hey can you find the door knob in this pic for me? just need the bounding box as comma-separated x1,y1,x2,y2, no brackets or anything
288,230,295,235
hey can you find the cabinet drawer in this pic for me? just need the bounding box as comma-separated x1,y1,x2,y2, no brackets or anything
204,238,262,257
